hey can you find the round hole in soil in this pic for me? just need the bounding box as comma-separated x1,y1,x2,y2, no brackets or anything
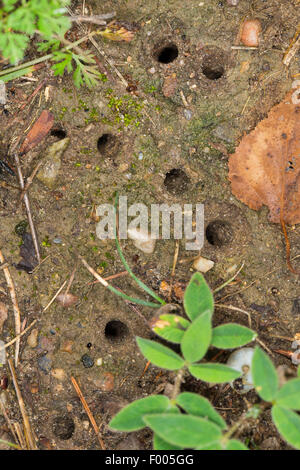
164,168,190,194
155,43,179,64
97,133,119,158
206,220,233,247
50,128,67,139
104,320,129,343
52,415,75,440
202,51,226,80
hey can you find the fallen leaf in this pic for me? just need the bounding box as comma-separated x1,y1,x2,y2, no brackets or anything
14,232,38,273
20,110,54,155
99,21,135,42
56,292,78,307
0,302,8,333
228,90,300,224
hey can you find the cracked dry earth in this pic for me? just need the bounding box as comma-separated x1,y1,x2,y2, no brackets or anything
0,0,299,450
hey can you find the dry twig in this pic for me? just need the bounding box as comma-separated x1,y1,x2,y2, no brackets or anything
0,249,21,367
71,376,106,450
8,359,37,450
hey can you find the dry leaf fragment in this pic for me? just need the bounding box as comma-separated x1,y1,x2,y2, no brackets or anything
229,90,300,225
56,293,78,307
99,21,136,42
20,110,54,155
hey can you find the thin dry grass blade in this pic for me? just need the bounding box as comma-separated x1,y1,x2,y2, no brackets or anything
71,376,106,450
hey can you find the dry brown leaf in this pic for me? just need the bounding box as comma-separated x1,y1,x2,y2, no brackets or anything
56,293,78,307
229,90,300,225
20,110,54,155
0,302,8,333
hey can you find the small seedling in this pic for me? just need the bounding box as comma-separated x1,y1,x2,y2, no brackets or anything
108,272,300,450
0,0,115,87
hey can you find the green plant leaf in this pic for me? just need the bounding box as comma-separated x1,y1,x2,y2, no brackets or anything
143,414,222,448
189,363,241,383
183,272,214,321
0,66,35,82
152,314,190,344
181,310,212,363
6,7,36,34
225,439,248,450
153,434,183,450
195,442,223,450
52,51,73,76
109,395,170,431
297,366,300,378
272,405,300,449
0,32,29,64
252,347,278,401
275,378,300,410
176,392,226,429
211,323,257,349
136,337,185,370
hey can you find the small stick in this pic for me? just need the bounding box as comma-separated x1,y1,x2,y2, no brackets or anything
14,154,41,264
43,280,67,312
0,398,20,447
180,90,189,108
13,422,26,450
89,35,128,87
273,349,293,358
88,270,128,285
0,319,37,352
215,303,254,328
8,359,37,450
231,46,258,50
16,78,47,115
71,376,106,450
69,14,116,26
256,337,274,357
214,262,245,294
19,160,44,203
139,360,151,380
0,249,21,367
283,29,300,66
169,241,180,302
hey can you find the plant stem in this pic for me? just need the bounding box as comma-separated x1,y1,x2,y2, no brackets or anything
171,368,185,401
0,31,98,78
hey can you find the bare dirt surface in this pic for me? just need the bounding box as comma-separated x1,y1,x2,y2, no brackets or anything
0,0,299,450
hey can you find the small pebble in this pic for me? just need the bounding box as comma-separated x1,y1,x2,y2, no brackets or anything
81,354,94,368
53,237,62,244
37,355,52,374
149,67,156,74
183,109,193,120
128,227,156,254
27,328,38,348
94,372,114,391
51,368,66,381
60,340,73,353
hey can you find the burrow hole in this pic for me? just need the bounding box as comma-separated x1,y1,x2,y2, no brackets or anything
105,320,129,343
202,53,225,80
52,415,75,440
50,127,67,139
164,168,190,194
155,43,179,64
206,220,233,247
97,133,119,158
